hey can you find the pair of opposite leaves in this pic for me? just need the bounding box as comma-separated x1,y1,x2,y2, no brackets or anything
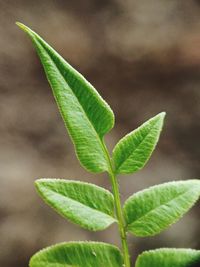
17,23,200,267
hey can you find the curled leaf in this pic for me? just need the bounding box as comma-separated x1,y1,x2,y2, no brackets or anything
17,22,114,173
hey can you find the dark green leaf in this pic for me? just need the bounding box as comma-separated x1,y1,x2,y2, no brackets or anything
30,242,123,267
136,248,200,267
17,23,114,173
123,180,200,236
113,112,165,174
35,179,116,231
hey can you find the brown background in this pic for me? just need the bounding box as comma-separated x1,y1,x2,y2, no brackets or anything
0,1,200,266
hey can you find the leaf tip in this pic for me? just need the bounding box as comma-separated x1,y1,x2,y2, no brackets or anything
34,179,40,190
16,22,34,37
34,178,45,190
158,111,166,120
161,111,166,116
16,22,28,31
154,111,166,128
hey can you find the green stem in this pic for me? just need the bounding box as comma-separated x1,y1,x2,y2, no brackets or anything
109,170,131,267
102,143,131,267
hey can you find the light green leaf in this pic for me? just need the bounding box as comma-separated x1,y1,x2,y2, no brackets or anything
17,22,114,173
113,112,165,174
30,242,123,267
136,248,200,267
35,179,116,231
123,180,200,237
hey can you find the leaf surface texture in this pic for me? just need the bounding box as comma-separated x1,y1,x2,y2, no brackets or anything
17,23,114,173
123,180,200,236
113,113,165,174
35,179,116,231
136,248,200,267
30,242,123,267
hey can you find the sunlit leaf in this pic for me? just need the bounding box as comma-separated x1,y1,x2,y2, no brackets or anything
136,248,200,267
123,180,200,236
30,242,123,267
113,112,165,174
17,22,114,173
35,179,116,231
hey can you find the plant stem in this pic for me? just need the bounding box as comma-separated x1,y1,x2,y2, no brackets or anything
108,170,130,267
102,143,131,267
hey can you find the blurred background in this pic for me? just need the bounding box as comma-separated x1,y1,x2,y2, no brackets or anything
0,0,200,266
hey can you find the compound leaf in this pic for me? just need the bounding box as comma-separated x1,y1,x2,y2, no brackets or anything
30,242,123,267
35,179,116,231
123,180,200,237
17,22,114,173
136,248,200,267
113,112,165,174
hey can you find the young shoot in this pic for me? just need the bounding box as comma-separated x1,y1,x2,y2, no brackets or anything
17,22,200,267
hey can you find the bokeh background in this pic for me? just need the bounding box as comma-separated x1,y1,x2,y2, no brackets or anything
0,1,200,266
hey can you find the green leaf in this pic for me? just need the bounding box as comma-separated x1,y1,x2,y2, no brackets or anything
30,242,123,267
123,180,200,237
112,112,165,174
136,248,200,267
16,22,114,173
35,179,116,231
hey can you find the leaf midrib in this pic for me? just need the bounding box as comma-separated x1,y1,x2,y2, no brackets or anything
41,187,116,220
